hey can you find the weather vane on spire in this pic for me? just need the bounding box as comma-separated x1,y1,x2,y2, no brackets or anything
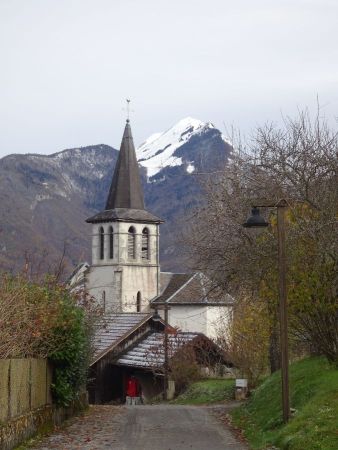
125,98,134,123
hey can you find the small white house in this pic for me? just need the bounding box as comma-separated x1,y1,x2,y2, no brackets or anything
152,272,233,340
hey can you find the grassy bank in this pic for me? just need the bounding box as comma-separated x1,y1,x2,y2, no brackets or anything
231,357,338,450
172,378,235,405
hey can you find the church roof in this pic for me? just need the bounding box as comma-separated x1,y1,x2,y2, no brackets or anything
106,120,144,210
86,120,163,224
152,272,234,306
86,207,163,224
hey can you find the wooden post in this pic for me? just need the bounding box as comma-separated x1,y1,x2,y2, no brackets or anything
163,304,169,400
277,203,290,422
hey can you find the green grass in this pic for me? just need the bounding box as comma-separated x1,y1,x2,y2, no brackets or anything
231,357,338,450
171,378,235,405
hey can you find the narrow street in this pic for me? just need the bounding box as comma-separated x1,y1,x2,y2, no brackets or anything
32,404,247,450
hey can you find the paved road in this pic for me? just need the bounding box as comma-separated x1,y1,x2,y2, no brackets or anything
33,404,247,450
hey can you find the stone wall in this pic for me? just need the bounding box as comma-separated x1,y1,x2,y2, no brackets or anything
0,359,86,450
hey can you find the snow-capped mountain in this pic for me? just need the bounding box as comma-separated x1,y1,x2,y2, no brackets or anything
137,117,229,178
0,118,231,273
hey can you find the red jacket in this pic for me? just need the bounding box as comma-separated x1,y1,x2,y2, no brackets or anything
126,378,138,397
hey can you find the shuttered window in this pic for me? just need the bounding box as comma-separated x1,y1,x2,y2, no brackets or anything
141,228,149,260
128,226,136,259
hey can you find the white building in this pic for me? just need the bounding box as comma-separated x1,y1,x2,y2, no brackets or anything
154,272,233,340
71,119,233,339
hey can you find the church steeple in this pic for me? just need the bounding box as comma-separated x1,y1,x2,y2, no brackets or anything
105,120,145,210
86,119,163,225
85,114,163,313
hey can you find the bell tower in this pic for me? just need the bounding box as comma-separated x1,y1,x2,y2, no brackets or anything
86,119,163,312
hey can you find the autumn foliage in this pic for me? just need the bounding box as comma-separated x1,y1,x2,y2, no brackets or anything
0,274,98,405
219,297,270,387
184,110,338,372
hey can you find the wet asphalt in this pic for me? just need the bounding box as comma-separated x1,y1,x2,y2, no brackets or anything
31,404,247,450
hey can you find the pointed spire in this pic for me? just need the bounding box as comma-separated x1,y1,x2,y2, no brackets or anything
105,120,145,210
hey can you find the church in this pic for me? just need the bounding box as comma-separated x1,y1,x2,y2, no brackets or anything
68,118,233,403
85,118,163,315
69,117,233,339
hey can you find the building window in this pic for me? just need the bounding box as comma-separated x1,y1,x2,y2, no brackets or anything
128,226,136,259
109,226,114,259
136,291,141,312
142,228,149,260
99,227,104,260
102,290,106,312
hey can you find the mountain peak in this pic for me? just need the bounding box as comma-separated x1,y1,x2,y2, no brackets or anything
137,117,218,178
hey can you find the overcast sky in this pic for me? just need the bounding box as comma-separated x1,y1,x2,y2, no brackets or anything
1,0,337,157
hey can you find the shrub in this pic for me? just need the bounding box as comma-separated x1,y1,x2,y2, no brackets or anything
0,274,98,406
169,345,200,394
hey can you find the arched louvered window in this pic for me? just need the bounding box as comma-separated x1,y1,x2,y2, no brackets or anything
142,228,149,260
99,227,104,260
136,291,141,312
109,226,114,259
128,226,136,259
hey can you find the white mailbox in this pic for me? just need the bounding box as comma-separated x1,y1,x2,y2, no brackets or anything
236,379,248,388
235,378,248,400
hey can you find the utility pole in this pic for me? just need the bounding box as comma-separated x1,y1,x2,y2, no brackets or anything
152,306,170,401
243,199,290,422
277,202,290,422
163,303,169,400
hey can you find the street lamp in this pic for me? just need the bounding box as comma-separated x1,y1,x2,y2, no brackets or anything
243,200,290,422
243,207,269,228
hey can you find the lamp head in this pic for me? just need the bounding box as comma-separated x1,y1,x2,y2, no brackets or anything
243,207,269,228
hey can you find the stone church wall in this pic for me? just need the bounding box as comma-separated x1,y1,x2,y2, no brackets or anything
87,221,160,312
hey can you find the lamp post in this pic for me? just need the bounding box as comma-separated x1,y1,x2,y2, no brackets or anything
243,200,290,422
152,306,169,400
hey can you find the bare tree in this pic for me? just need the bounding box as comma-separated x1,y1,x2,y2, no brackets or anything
183,109,338,366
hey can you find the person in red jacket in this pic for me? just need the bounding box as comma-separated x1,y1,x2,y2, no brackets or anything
126,376,138,398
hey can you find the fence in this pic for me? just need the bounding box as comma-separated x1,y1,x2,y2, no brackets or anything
0,359,54,450
0,359,87,450
0,358,52,423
